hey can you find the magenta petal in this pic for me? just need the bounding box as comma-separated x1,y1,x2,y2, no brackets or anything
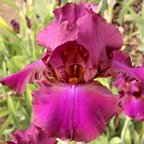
37,2,122,68
37,3,122,74
113,76,144,120
0,60,45,93
112,51,144,82
123,97,144,120
36,3,89,50
54,3,89,25
36,21,78,51
7,125,57,144
32,82,118,142
77,13,122,68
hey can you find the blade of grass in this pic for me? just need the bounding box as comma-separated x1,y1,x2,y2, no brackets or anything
7,96,19,128
0,116,12,135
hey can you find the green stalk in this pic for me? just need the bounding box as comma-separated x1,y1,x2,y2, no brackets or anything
121,117,131,144
96,0,107,14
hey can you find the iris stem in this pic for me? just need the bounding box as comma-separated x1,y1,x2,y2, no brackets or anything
121,117,131,144
96,0,107,13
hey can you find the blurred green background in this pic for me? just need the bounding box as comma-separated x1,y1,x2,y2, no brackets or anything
0,0,144,144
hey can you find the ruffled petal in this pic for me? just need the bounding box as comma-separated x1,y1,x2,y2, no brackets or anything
36,2,96,50
54,3,89,25
113,77,144,120
36,21,78,51
32,82,118,142
37,3,122,72
112,51,144,82
123,97,144,120
47,41,88,67
7,125,57,144
77,13,122,69
0,60,45,93
37,3,90,50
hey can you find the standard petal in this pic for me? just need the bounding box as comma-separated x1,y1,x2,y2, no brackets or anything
0,60,45,93
36,21,78,51
77,13,122,69
37,2,122,75
37,2,122,71
36,3,89,50
32,82,118,142
54,3,89,25
7,125,57,144
112,51,144,82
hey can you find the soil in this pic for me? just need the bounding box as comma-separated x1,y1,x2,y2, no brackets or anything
0,0,19,25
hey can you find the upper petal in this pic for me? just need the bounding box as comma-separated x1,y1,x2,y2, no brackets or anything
0,60,46,93
32,81,118,142
77,13,122,69
36,3,122,72
36,21,78,51
36,3,89,50
54,3,90,25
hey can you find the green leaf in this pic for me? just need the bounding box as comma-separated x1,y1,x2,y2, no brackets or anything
95,78,111,89
7,96,19,128
0,116,12,135
25,85,32,116
0,17,15,34
140,135,144,144
90,135,109,144
109,137,121,144
133,131,140,144
0,109,9,117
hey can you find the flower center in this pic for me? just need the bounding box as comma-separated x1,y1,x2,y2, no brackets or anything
43,42,89,84
69,78,79,84
66,64,85,84
43,64,85,84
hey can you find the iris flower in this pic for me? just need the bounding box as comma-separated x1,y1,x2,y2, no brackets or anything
114,77,144,121
113,51,144,121
0,2,124,143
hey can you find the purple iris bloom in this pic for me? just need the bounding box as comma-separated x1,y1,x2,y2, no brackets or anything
113,51,144,121
114,76,144,121
0,2,123,143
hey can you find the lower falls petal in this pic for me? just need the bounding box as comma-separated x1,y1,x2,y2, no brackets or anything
32,82,118,142
0,60,45,93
